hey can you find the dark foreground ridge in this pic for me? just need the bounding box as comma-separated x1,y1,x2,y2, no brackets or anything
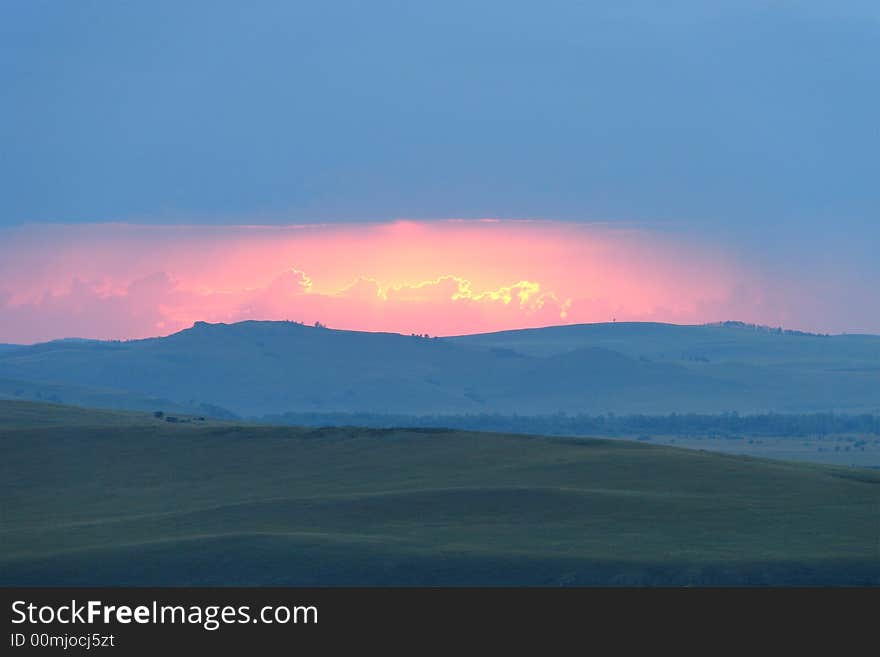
1,401,878,586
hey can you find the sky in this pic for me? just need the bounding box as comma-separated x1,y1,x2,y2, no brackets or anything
1,1,878,341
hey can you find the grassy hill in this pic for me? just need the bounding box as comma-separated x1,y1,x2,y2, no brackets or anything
1,400,877,585
449,321,880,362
1,320,878,417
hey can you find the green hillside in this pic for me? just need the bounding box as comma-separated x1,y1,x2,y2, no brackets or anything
1,400,878,585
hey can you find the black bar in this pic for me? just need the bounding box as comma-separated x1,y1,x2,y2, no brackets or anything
2,587,875,654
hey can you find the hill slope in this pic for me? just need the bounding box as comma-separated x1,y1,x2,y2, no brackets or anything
1,400,878,585
0,320,878,416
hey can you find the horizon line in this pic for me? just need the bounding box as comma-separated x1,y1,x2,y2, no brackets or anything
5,318,875,347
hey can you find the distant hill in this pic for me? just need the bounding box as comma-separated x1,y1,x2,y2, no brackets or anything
1,400,877,586
0,320,878,417
448,321,880,362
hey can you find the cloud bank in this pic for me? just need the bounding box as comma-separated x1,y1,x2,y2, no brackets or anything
0,220,848,343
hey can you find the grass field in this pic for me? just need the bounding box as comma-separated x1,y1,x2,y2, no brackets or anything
1,400,878,585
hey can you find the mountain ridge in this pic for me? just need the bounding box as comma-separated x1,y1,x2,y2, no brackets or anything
0,320,877,417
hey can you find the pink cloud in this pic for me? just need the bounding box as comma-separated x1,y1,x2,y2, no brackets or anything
0,220,807,343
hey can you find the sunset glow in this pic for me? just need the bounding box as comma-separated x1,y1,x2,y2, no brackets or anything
1,220,779,343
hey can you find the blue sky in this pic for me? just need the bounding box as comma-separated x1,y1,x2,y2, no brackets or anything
1,1,878,330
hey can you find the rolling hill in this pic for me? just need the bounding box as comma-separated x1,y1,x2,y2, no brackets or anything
449,321,880,363
1,400,877,585
0,320,877,417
